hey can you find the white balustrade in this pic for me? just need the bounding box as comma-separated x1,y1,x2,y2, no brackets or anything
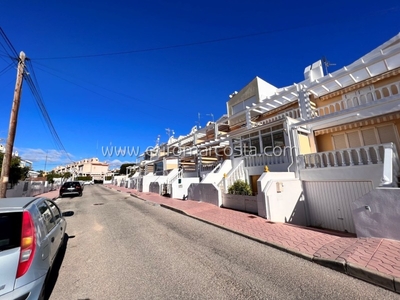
300,144,389,169
218,160,245,192
312,81,400,117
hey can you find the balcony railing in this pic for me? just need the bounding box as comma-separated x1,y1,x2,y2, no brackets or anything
244,147,291,167
253,108,301,127
218,160,245,192
313,81,400,117
299,143,400,187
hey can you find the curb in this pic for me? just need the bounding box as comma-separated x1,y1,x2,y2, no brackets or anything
312,256,346,273
346,262,397,292
395,277,400,293
111,187,400,294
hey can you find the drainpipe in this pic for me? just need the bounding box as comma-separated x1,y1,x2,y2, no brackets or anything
286,119,295,173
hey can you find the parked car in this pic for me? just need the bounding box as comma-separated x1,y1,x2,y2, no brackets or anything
0,197,70,300
59,181,83,198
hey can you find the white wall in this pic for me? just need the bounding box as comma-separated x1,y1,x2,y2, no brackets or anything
299,164,384,187
222,194,258,214
257,172,296,218
172,177,200,199
142,175,162,193
352,188,400,240
265,179,306,225
5,181,57,198
257,172,306,226
247,163,290,176
201,160,232,184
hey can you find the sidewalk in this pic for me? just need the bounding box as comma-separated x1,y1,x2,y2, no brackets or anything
103,184,400,294
39,189,60,201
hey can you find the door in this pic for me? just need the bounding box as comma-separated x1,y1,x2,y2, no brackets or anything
36,200,58,264
46,200,65,249
250,175,260,195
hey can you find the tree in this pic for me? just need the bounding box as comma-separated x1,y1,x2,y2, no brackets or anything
119,163,136,175
0,153,30,187
62,172,72,181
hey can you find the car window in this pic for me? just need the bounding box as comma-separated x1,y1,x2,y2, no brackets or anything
46,200,61,222
0,212,22,251
37,201,56,233
63,182,81,188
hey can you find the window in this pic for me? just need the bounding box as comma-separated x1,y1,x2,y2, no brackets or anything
231,96,256,115
37,201,56,233
332,134,347,149
251,137,261,154
232,139,241,157
46,200,61,223
347,131,361,148
273,132,285,148
332,124,399,150
0,212,22,251
262,135,273,152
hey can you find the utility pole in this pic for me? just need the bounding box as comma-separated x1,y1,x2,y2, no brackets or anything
44,150,48,172
0,51,26,198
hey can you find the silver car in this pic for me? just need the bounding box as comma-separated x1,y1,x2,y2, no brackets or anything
0,197,69,300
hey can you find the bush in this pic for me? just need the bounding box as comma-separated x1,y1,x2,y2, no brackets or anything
228,180,252,195
75,176,92,181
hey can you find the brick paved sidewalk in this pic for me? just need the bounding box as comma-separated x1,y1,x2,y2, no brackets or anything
104,184,400,294
38,189,60,201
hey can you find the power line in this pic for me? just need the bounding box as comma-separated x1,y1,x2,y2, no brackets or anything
0,27,18,58
31,60,179,113
23,58,73,163
0,62,14,77
30,5,400,61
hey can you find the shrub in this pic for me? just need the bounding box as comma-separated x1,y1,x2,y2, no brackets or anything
228,179,252,195
75,176,92,181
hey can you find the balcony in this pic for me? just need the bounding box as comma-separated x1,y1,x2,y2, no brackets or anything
299,143,400,187
313,81,400,118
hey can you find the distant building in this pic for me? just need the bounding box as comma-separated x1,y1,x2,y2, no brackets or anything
53,158,109,180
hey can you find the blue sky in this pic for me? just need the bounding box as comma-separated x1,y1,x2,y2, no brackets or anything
0,0,399,171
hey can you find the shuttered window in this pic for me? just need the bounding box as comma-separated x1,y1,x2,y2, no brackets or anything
361,128,377,145
332,124,399,150
347,131,362,148
377,125,396,144
332,134,347,149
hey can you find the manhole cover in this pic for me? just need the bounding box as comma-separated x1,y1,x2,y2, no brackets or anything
93,203,104,206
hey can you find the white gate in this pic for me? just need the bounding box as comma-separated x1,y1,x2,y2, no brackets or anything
303,180,373,233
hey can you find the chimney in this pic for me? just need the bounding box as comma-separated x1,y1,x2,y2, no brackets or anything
304,60,324,82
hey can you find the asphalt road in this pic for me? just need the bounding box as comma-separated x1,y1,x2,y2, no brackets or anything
49,185,400,300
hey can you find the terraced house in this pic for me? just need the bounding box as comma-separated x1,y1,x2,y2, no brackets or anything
124,33,400,240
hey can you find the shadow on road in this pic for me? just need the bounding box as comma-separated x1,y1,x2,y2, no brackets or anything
44,233,75,300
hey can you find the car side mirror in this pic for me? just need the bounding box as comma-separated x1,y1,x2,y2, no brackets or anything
62,211,74,217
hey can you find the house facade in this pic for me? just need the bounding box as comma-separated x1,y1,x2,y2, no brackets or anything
53,157,109,180
124,33,400,239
